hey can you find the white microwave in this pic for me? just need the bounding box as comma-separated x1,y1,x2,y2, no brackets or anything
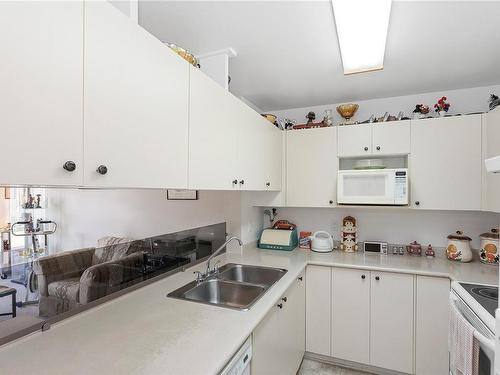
337,168,409,205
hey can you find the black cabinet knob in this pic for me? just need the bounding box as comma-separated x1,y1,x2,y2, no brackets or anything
63,161,76,172
376,146,381,151
266,182,270,187
329,200,334,205
282,297,287,303
415,201,420,206
298,276,303,281
364,147,369,151
375,276,380,281
277,303,283,309
239,180,244,185
232,179,238,185
361,275,366,279
96,165,108,175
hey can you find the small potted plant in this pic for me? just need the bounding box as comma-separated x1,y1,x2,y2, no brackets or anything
434,96,450,117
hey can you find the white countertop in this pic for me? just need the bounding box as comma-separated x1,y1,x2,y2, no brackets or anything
0,245,497,375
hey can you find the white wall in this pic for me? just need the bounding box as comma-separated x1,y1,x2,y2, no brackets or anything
47,189,242,252
271,85,500,124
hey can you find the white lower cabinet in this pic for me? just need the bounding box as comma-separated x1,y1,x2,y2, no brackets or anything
306,265,331,356
252,272,305,375
370,271,414,374
331,268,370,364
415,276,450,375
306,266,446,375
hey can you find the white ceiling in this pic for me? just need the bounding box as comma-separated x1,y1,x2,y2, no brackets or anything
139,1,500,111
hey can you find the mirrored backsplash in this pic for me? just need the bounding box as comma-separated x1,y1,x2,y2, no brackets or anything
0,222,226,345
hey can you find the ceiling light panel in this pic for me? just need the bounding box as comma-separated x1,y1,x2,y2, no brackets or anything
332,0,392,75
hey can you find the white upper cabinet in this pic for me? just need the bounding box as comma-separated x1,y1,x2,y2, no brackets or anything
0,2,84,186
257,120,283,191
189,66,282,191
338,124,373,157
83,1,189,188
410,115,482,210
338,122,410,157
371,121,411,156
286,127,338,207
189,66,239,190
484,110,500,213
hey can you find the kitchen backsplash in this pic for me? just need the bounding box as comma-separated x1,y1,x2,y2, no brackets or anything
269,207,499,249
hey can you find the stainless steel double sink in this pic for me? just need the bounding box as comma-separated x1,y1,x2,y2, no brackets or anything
167,263,287,310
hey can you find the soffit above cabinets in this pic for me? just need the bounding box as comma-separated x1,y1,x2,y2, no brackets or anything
139,1,500,111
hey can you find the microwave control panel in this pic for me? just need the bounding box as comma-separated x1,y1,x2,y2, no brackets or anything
394,170,408,204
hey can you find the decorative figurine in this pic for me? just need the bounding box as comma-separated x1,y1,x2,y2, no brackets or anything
425,244,435,258
489,94,500,111
35,194,42,209
413,104,430,119
306,111,316,124
322,109,333,126
340,216,358,252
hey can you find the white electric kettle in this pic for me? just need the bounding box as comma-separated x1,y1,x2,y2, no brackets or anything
310,231,334,253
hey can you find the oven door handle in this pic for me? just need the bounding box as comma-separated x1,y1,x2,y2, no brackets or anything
450,294,495,354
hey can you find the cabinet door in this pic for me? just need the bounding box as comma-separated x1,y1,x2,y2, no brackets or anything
370,272,414,374
0,2,84,186
291,272,306,372
189,67,238,190
416,276,450,375
237,108,270,191
484,110,500,212
286,128,338,207
332,268,370,364
410,115,482,210
337,124,372,157
306,265,331,356
84,1,189,188
260,125,283,191
372,121,411,156
252,303,281,375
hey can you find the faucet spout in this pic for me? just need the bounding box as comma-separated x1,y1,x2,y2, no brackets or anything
205,236,242,277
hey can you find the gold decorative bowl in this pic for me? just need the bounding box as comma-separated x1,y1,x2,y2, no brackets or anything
166,43,199,67
336,104,359,121
261,114,277,124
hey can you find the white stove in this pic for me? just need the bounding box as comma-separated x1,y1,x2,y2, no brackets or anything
451,281,497,375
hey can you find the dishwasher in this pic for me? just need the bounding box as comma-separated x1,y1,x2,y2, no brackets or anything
220,336,252,375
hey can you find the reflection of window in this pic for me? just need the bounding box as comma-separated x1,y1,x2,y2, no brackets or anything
9,188,47,250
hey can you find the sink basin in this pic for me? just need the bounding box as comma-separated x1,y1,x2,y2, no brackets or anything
218,263,287,288
184,279,265,309
167,264,287,310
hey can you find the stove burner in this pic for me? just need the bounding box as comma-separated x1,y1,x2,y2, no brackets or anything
471,287,498,301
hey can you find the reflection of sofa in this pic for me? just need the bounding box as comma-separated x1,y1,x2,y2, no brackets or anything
33,237,144,317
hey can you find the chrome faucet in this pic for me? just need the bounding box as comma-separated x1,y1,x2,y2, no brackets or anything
196,236,242,282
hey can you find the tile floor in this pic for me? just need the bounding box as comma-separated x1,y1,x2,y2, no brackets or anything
298,359,374,375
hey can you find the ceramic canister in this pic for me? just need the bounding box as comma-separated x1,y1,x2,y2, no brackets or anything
479,229,499,264
446,230,473,262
